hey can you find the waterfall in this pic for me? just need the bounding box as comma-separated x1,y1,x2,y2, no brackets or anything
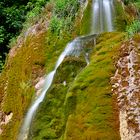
91,0,114,33
18,37,94,140
18,0,114,139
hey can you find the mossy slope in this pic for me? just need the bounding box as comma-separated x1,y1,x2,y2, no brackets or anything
0,32,47,140
29,32,125,140
29,57,87,140
0,27,79,140
63,32,125,140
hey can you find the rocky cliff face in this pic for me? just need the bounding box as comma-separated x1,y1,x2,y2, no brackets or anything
111,35,140,139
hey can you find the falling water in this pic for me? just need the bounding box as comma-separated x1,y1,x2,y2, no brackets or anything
91,0,114,33
18,0,114,139
18,36,96,140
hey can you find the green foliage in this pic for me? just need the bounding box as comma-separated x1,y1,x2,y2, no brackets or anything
115,0,140,32
134,1,140,13
25,0,47,20
126,20,140,38
49,0,80,35
124,0,130,5
54,0,79,17
0,56,4,71
115,1,127,31
123,0,140,5
0,0,48,71
0,26,5,44
3,6,25,30
49,16,64,34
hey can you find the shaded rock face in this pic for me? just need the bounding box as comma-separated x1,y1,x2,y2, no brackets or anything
111,37,140,140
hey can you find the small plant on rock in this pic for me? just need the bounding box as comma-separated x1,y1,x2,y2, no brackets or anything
126,19,140,38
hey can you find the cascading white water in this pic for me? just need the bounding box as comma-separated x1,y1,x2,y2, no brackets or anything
18,0,114,139
18,37,91,140
91,0,114,33
18,71,55,140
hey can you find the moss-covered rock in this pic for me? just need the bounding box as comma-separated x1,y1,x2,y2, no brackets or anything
63,32,125,140
0,32,47,140
29,57,86,140
28,32,125,140
0,0,85,139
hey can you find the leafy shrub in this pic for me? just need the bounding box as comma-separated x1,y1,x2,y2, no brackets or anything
0,56,4,71
25,0,47,20
49,0,80,35
124,0,139,5
0,26,5,44
49,16,64,34
0,0,48,71
126,20,140,38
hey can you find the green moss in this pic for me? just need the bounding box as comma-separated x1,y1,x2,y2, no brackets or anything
80,0,92,35
0,28,81,139
29,58,86,140
44,30,75,73
114,1,127,31
0,32,47,140
27,32,125,140
63,32,125,140
0,0,83,139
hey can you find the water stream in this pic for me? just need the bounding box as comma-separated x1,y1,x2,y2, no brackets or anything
18,0,114,139
91,0,114,33
18,36,96,140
